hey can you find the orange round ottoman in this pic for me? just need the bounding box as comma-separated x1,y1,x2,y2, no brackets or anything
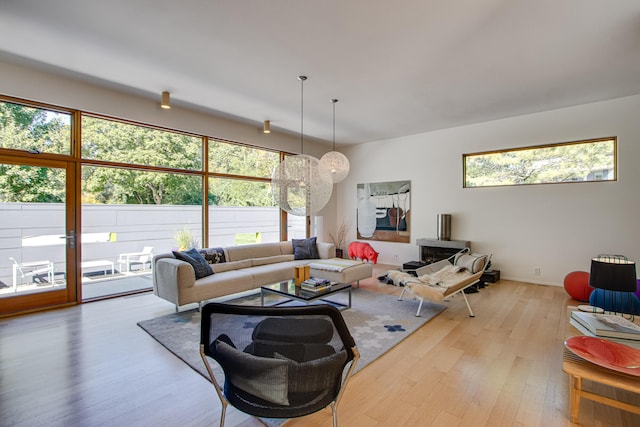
564,271,592,302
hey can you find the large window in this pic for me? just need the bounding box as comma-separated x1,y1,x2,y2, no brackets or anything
209,139,279,178
0,100,71,155
207,139,282,246
1,96,300,307
464,137,616,188
82,115,202,170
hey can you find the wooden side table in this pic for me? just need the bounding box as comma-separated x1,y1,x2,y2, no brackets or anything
563,310,640,422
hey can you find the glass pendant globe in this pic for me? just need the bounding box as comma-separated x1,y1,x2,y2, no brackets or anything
319,151,350,183
271,154,333,216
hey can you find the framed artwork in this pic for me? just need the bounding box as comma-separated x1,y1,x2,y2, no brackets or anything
356,180,410,243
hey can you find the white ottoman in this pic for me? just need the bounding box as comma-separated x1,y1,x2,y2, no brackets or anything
308,259,373,288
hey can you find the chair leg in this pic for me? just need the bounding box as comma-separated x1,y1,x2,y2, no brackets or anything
219,403,227,427
415,297,423,317
331,402,338,427
460,290,475,317
398,287,407,301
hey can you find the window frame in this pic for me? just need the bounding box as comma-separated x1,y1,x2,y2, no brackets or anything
463,137,617,188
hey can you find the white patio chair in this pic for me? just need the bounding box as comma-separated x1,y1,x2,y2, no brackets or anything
9,257,55,292
117,246,154,272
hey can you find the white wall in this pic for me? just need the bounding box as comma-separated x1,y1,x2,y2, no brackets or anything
342,95,640,286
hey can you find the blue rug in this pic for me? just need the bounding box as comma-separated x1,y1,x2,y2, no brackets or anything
139,288,444,375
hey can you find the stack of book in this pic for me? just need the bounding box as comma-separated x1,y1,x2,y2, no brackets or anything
570,310,640,346
301,277,332,292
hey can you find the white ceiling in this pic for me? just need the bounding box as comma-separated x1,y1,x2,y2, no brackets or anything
2,0,640,146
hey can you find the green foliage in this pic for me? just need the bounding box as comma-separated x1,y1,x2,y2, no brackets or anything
209,178,275,207
465,140,615,187
1,102,279,206
0,101,70,153
0,164,65,203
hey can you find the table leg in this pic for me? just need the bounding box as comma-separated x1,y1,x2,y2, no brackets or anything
570,374,582,423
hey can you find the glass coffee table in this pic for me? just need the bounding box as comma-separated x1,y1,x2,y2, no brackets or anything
260,280,352,310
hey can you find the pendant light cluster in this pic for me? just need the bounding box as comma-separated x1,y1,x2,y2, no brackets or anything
271,76,347,216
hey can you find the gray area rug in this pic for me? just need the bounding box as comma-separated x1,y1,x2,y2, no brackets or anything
138,288,445,424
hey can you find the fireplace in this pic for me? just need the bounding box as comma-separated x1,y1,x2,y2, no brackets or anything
416,238,470,264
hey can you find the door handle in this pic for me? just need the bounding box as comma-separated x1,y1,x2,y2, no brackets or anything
61,230,76,249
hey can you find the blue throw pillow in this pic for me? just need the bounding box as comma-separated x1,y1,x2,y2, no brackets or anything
292,237,319,260
173,248,214,279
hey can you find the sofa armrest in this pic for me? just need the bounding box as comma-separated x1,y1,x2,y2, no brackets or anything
316,242,336,259
153,257,196,304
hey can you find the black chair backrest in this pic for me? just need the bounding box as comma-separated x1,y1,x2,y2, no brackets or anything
200,302,357,419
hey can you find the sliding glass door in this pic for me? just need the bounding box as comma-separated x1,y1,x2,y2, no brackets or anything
0,156,77,315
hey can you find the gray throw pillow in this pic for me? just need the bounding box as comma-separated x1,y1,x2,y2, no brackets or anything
172,248,214,279
292,236,319,260
214,341,289,406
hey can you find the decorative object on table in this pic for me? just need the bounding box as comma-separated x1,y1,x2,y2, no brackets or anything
436,214,451,241
347,241,379,264
294,265,310,287
356,180,410,243
562,342,640,423
577,305,604,314
564,335,640,377
271,76,333,216
588,254,640,315
329,221,350,259
570,311,640,341
199,303,359,427
300,277,331,292
319,99,350,183
563,271,593,302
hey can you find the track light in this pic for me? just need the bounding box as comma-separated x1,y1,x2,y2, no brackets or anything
263,120,271,133
161,91,171,109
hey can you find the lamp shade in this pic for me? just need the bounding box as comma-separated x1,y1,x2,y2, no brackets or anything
589,258,637,292
319,151,350,183
271,154,333,216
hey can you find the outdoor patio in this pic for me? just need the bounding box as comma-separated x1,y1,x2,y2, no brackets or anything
0,269,153,300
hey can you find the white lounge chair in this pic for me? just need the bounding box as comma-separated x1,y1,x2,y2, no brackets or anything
396,248,492,317
117,246,154,272
9,257,55,292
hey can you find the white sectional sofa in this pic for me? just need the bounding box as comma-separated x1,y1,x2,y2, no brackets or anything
152,240,372,311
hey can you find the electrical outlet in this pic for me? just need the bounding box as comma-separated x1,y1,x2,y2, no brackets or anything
393,254,399,261
534,267,541,276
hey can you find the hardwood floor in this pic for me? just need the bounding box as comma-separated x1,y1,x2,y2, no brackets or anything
1,264,639,427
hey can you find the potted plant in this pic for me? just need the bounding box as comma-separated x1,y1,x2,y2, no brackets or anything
329,221,350,259
174,226,199,251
